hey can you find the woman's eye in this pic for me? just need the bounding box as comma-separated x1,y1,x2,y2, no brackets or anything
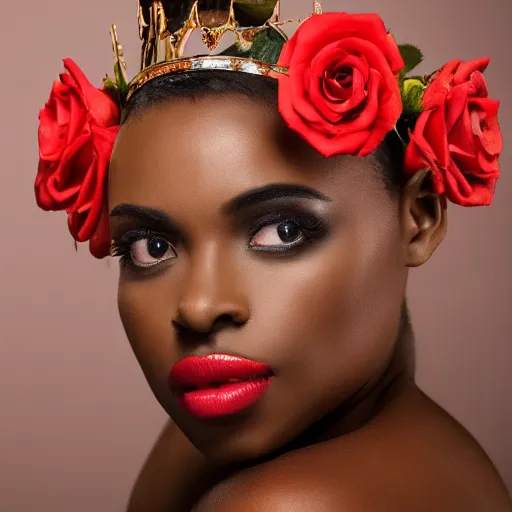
130,237,177,267
249,221,304,249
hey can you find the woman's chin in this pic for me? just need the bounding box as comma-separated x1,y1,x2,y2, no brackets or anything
173,413,295,466
197,434,282,466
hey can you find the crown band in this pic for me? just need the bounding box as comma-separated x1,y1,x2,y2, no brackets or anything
126,55,288,101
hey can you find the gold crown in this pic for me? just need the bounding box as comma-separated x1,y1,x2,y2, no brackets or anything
109,1,323,102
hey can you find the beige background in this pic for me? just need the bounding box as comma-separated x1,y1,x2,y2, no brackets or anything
0,0,510,510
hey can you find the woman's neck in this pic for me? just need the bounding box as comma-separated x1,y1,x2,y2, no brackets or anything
257,302,416,461
315,302,416,441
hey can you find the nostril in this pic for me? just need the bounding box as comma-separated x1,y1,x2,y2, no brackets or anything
172,321,214,345
211,313,245,332
172,304,249,343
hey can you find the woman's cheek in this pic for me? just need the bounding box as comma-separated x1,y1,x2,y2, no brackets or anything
117,282,176,384
291,221,404,362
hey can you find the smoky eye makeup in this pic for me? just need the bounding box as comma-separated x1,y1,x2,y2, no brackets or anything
109,204,184,271
241,202,331,253
111,228,178,269
109,190,332,270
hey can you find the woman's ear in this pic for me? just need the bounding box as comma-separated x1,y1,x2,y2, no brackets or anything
400,169,448,268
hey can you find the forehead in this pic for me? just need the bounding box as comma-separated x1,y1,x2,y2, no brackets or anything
109,95,385,214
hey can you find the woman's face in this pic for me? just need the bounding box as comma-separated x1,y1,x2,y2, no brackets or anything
109,93,410,462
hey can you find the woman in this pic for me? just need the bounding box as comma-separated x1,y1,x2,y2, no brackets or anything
35,2,510,510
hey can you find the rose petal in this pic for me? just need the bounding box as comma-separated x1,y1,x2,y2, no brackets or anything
444,161,495,206
66,90,89,144
477,150,500,175
448,100,477,160
68,125,118,241
304,126,370,157
453,57,490,85
35,161,61,210
449,144,480,174
63,58,119,127
385,33,405,75
444,84,470,132
469,98,502,156
277,74,324,136
423,60,460,109
278,12,402,74
287,64,329,127
309,46,369,121
423,107,451,168
468,70,489,98
44,133,93,209
340,69,380,133
38,108,66,162
404,111,446,195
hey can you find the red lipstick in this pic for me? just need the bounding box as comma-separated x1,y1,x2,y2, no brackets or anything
169,354,273,419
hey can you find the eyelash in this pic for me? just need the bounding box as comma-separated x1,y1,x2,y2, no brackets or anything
111,229,173,268
111,212,328,269
247,212,328,251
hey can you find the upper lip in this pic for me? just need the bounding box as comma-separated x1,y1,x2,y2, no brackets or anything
169,354,273,392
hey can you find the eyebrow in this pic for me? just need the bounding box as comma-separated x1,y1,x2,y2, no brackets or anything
110,204,179,234
222,183,331,215
109,184,331,229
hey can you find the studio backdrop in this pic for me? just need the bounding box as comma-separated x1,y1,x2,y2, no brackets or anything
0,1,510,510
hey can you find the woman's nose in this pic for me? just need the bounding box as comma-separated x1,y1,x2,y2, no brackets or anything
174,246,250,335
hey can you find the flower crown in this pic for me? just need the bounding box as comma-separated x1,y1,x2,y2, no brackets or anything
36,0,503,259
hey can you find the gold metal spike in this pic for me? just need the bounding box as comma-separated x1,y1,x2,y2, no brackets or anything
137,4,148,41
313,1,323,15
109,25,128,84
272,0,281,21
156,1,168,38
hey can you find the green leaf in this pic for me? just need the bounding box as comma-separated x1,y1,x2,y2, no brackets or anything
113,63,129,99
248,26,286,63
401,78,426,114
220,26,286,64
399,44,424,77
393,125,406,147
103,75,117,91
103,75,120,103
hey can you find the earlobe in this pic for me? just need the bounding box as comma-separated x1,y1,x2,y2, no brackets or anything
400,169,448,268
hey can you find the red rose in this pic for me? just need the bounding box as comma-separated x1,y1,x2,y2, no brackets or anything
275,12,404,157
404,58,502,206
36,58,119,258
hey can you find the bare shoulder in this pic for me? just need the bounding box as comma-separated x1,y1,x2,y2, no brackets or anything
193,388,512,512
191,449,362,512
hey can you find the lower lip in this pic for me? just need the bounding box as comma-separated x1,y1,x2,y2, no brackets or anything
176,377,273,419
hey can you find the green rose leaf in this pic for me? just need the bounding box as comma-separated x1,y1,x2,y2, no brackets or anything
399,44,424,77
220,26,286,64
103,76,120,103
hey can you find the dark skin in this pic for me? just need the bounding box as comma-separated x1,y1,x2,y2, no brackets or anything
109,93,512,511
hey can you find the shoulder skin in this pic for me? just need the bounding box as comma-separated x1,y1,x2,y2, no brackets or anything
192,388,512,512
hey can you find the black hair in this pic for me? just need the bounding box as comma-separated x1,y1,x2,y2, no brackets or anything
123,70,404,196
